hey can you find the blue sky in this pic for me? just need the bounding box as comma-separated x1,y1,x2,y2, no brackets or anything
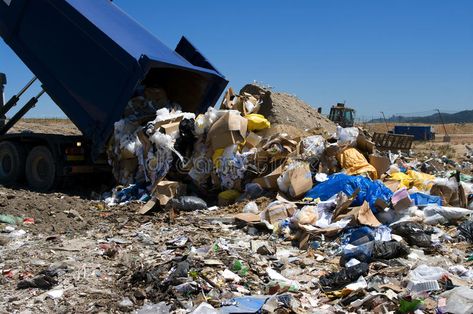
0,0,472,120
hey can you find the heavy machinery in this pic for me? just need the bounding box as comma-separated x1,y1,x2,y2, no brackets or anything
328,103,355,127
0,0,228,191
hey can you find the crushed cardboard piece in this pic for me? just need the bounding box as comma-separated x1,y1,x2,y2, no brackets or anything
207,111,248,150
139,180,185,214
287,163,313,198
245,132,263,149
357,202,382,227
369,155,391,179
336,202,381,227
158,121,180,135
333,189,359,220
252,165,284,190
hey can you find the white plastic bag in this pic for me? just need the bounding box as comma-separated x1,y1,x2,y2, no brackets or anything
337,126,359,146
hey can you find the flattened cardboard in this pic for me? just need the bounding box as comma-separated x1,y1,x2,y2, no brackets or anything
138,199,157,215
369,155,391,179
150,115,183,130
207,111,248,150
336,202,381,228
234,213,261,223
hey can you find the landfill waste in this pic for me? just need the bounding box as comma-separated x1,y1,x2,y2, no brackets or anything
440,286,473,314
391,222,432,247
319,262,369,291
1,83,473,313
168,196,207,212
459,220,473,243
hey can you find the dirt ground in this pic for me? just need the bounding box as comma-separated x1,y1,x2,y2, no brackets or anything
0,186,292,313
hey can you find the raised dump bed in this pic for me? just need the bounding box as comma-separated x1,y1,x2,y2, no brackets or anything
0,0,228,157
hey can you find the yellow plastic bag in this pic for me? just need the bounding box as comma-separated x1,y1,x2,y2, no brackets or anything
389,170,435,191
245,114,270,131
212,148,224,168
218,189,241,206
407,170,435,191
337,148,377,179
389,172,412,189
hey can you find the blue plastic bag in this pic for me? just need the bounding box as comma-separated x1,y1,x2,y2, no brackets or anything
305,174,392,213
410,192,442,206
341,226,375,246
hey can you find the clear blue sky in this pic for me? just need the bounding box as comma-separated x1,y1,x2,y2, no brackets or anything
1,0,472,120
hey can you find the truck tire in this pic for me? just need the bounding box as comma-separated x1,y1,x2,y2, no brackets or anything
0,141,25,185
25,146,56,192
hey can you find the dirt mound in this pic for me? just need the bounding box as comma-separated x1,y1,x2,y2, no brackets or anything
10,119,81,135
240,84,337,134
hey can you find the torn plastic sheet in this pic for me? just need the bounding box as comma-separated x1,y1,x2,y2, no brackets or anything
305,174,393,213
315,202,351,229
219,296,271,314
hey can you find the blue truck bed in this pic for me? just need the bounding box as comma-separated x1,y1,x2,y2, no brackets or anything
0,0,228,158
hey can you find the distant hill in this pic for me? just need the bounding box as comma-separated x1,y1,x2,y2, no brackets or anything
370,110,473,124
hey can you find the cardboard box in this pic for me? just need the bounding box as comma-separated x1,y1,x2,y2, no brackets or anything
154,180,185,207
357,133,375,154
139,180,186,214
393,196,412,211
391,188,412,211
263,202,296,224
207,111,248,150
278,162,312,199
252,165,284,190
287,164,313,199
369,155,391,179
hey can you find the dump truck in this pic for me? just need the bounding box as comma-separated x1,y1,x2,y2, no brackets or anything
0,0,228,191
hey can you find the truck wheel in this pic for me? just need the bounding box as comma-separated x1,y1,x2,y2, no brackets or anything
26,146,56,192
0,141,25,185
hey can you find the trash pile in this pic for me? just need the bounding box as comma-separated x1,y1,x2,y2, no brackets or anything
97,83,473,312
